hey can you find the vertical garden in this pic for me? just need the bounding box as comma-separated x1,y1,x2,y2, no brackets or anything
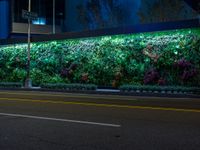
0,28,200,88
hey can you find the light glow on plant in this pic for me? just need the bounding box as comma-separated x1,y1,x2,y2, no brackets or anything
0,28,199,87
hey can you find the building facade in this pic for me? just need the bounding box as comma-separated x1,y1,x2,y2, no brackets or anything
12,0,65,35
0,0,199,39
0,0,10,39
0,0,65,39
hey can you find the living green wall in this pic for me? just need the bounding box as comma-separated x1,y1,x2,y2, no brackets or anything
0,28,200,87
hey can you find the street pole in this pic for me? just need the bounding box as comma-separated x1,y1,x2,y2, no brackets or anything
25,0,32,88
53,0,55,34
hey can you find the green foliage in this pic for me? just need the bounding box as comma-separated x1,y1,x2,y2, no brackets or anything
9,68,26,82
0,28,199,87
30,69,69,86
119,85,198,93
41,83,97,91
0,82,22,88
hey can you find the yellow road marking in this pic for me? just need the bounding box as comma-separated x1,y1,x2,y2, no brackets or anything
0,91,198,101
0,97,200,113
0,91,137,101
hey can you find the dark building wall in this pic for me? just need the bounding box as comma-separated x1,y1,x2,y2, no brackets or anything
13,0,64,25
64,0,199,32
11,0,64,35
0,0,199,39
0,0,10,39
64,0,141,32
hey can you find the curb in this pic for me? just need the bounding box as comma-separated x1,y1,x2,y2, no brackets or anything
0,88,200,99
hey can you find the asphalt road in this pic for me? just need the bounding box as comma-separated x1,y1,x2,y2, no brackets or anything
0,90,200,150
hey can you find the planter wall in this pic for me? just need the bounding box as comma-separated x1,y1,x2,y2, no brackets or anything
0,28,199,87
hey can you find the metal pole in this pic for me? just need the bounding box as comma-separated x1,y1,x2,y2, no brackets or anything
25,0,32,88
53,0,55,34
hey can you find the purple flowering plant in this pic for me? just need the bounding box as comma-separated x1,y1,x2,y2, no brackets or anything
144,68,160,85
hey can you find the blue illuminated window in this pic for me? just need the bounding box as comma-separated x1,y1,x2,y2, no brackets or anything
32,18,46,25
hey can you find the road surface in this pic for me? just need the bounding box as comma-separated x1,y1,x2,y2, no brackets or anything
0,90,200,150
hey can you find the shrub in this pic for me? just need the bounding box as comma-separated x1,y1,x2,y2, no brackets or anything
0,82,22,88
119,85,198,94
144,68,159,85
40,83,97,91
174,58,198,85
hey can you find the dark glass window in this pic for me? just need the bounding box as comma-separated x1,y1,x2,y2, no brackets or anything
12,0,65,25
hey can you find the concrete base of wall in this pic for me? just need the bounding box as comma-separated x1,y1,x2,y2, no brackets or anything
12,22,61,35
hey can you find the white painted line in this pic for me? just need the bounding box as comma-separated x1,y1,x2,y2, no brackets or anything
0,112,121,128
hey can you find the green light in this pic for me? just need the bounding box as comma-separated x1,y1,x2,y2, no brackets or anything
174,51,178,55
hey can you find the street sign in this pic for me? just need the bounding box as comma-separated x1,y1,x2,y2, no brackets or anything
22,9,38,20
